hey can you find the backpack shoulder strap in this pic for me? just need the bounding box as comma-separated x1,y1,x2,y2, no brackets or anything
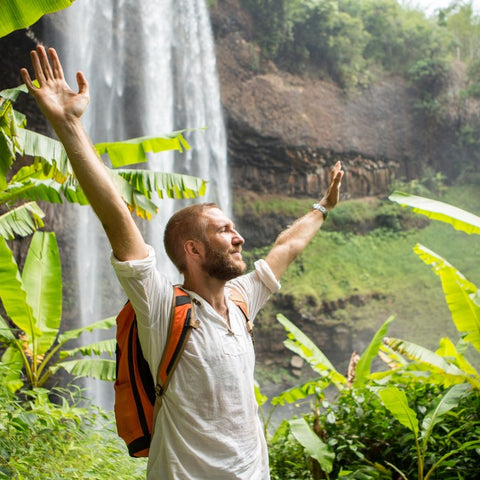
229,288,254,343
155,286,198,397
151,286,198,437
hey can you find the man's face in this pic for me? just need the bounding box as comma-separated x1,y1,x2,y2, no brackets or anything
200,208,246,281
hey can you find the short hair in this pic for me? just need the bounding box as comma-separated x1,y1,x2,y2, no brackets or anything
164,202,219,273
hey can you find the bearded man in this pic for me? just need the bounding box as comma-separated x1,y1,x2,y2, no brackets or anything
21,45,343,480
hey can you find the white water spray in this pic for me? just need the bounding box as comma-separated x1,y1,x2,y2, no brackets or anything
47,0,229,409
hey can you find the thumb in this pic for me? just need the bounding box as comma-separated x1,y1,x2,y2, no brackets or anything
76,71,89,97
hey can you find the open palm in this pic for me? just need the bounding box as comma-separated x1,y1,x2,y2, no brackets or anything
20,46,89,126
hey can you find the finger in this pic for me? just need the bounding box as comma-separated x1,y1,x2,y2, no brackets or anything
37,45,55,81
76,71,89,96
20,68,35,91
48,48,65,80
30,48,46,85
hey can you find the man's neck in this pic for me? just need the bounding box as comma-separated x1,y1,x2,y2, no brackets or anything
182,275,228,319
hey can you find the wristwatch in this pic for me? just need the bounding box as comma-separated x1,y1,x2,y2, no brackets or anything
312,203,328,220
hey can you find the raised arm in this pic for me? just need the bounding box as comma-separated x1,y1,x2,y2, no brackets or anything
265,161,343,280
21,46,148,261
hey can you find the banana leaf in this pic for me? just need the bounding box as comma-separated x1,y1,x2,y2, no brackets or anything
271,378,328,406
0,202,45,240
378,386,419,435
95,130,193,168
289,417,334,473
55,357,117,382
1,346,24,392
354,315,395,386
0,236,40,339
0,84,29,102
0,0,75,38
277,313,347,390
389,191,480,235
421,383,470,445
414,243,480,352
22,232,62,355
57,317,116,345
436,337,478,376
60,339,117,359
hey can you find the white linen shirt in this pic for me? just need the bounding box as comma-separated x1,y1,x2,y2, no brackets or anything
111,245,280,480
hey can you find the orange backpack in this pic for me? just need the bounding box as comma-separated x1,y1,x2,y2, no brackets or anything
114,286,251,457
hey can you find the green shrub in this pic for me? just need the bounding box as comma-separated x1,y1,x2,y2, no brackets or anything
0,371,146,480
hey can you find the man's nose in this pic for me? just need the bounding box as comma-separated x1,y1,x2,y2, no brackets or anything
233,230,244,245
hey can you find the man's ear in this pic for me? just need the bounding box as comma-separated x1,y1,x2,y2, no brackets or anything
184,240,203,259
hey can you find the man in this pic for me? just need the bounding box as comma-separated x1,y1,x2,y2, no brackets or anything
21,46,343,480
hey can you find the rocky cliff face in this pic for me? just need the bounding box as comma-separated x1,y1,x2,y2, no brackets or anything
210,0,462,202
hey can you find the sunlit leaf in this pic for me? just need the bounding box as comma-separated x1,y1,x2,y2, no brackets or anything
389,191,480,235
54,358,117,382
289,417,334,473
414,243,480,353
0,202,45,240
378,386,419,435
22,232,62,354
60,339,116,359
0,0,75,38
354,315,395,386
95,130,193,168
57,317,116,345
272,379,326,406
277,313,347,390
0,236,40,339
421,383,470,444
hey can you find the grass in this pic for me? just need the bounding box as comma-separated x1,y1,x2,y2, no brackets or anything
238,183,480,376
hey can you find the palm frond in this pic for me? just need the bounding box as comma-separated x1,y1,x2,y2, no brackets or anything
0,202,45,240
95,130,194,168
389,191,480,235
0,0,75,38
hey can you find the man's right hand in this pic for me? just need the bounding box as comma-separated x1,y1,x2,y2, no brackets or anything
20,46,89,132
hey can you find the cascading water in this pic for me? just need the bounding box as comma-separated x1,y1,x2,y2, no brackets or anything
47,0,230,409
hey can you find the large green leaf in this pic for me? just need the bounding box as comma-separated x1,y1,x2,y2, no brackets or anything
22,232,62,355
55,358,117,382
436,337,478,376
378,386,419,435
277,313,347,390
354,315,395,386
57,317,116,345
421,384,470,446
385,337,466,376
95,131,192,168
0,202,45,240
18,128,72,175
60,339,117,359
289,417,334,473
0,0,75,38
389,191,480,235
1,346,24,392
0,236,39,338
414,243,480,352
0,84,28,102
271,378,328,406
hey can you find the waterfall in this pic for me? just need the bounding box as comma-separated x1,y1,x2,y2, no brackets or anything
47,0,229,409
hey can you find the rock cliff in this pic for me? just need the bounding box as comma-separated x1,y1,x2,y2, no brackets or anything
210,0,463,202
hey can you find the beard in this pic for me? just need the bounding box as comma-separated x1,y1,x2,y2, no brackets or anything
201,242,247,281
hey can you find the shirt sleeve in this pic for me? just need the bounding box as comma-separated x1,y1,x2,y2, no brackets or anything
226,259,281,321
110,245,174,376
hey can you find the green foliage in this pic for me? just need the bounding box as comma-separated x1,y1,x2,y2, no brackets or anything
0,231,117,391
265,193,480,479
242,0,461,91
0,85,207,235
0,373,146,479
0,0,75,38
